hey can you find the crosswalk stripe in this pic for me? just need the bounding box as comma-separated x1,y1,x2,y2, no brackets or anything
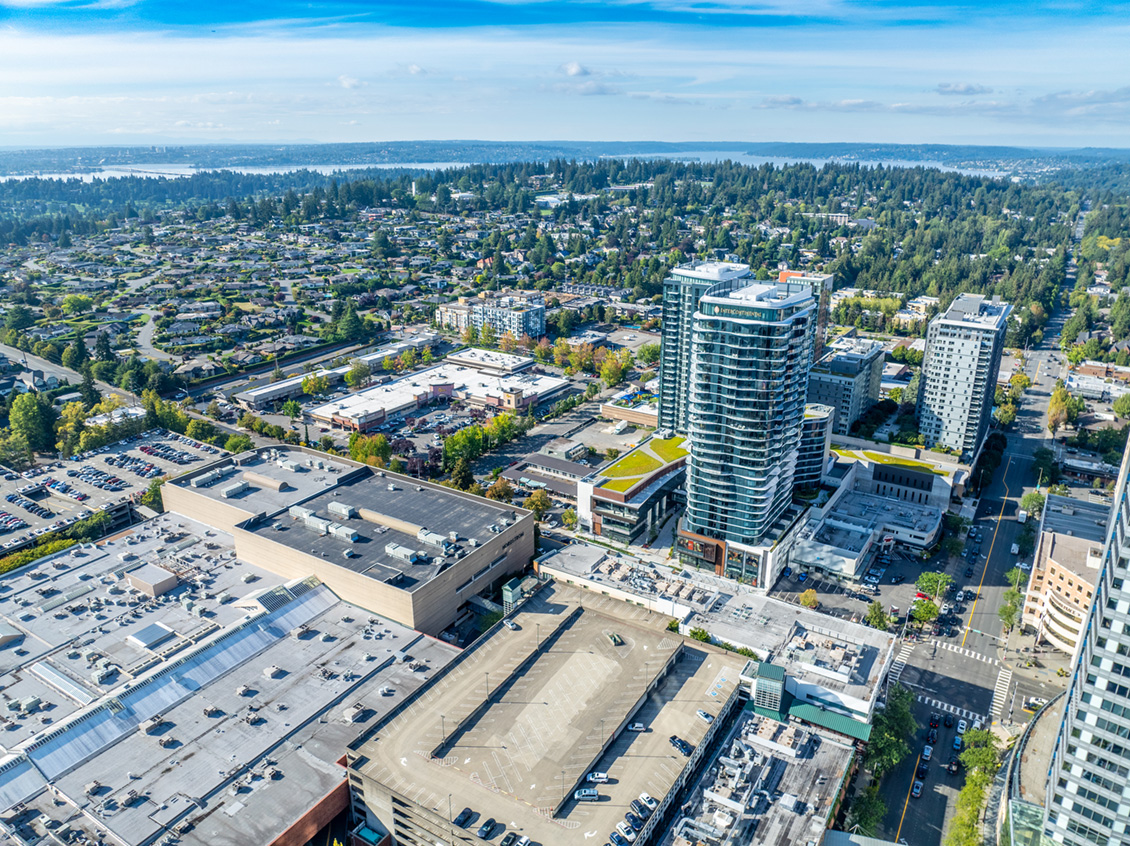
931,640,997,664
991,669,1013,717
889,643,915,685
915,694,988,723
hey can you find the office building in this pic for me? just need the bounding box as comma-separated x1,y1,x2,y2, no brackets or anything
678,281,817,567
1021,493,1108,655
162,446,536,636
917,294,1011,461
1043,447,1130,846
658,261,752,433
796,404,834,490
576,434,689,544
806,338,885,436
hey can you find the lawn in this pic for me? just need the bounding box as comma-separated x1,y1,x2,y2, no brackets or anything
831,447,945,475
602,451,662,477
602,477,641,492
650,436,688,464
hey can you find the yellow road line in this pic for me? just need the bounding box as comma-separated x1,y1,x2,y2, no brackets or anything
894,753,923,842
962,456,1011,648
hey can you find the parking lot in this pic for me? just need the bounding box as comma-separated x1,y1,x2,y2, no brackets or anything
0,429,220,551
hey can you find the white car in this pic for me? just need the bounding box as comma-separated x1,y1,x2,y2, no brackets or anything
863,575,880,585
639,792,657,811
955,591,965,603
957,720,968,735
627,722,647,732
696,709,714,724
502,619,518,631
1017,561,1032,572
586,771,609,783
616,822,637,843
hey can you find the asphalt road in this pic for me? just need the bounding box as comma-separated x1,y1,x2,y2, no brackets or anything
875,211,1085,845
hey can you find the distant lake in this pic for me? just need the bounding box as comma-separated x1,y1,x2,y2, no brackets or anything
0,151,1008,181
0,162,471,182
609,149,1010,179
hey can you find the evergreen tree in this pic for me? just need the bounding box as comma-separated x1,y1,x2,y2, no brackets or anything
79,364,100,408
94,331,115,363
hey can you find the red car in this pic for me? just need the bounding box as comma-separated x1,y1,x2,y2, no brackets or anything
915,592,930,601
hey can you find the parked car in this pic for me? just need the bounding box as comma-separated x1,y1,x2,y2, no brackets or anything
476,818,498,839
912,780,923,798
453,808,474,827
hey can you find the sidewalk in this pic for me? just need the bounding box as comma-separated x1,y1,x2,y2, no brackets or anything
996,626,1072,685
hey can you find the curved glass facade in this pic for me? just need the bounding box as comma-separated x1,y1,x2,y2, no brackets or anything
683,285,815,547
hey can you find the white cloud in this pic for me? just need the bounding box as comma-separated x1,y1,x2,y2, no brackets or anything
338,74,361,89
936,82,993,96
559,61,590,77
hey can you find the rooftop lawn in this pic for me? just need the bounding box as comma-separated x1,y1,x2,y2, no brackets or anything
832,447,946,475
601,476,641,492
650,436,688,464
601,451,662,478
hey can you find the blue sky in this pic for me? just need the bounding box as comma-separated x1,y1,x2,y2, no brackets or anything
0,0,1127,148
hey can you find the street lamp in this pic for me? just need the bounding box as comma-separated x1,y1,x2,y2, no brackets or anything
441,714,446,744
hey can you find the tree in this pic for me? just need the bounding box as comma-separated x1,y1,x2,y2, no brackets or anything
281,399,303,420
1114,393,1130,419
79,364,99,408
140,479,164,512
224,434,254,453
913,599,940,624
484,478,514,502
959,729,999,774
337,304,364,341
916,571,952,599
9,392,52,452
4,305,35,331
480,323,497,347
61,294,93,316
561,508,577,529
637,342,661,366
864,684,915,777
600,354,625,388
94,331,114,363
61,337,90,371
687,627,711,642
996,403,1017,427
344,359,372,389
865,601,891,631
798,588,819,608
846,785,887,837
605,447,620,461
302,374,330,396
999,602,1021,632
450,457,474,491
1005,567,1027,590
942,536,964,559
1020,491,1046,515
522,488,552,520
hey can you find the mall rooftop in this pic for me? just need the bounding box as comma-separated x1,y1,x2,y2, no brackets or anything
0,512,460,846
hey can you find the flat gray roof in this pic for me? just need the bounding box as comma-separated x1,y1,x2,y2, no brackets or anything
244,472,525,590
354,583,746,846
0,512,461,846
1041,494,1109,543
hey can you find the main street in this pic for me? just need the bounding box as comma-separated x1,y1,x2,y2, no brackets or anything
877,212,1084,845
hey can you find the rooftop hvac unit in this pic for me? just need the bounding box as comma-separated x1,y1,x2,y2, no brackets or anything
220,481,249,499
448,531,459,542
417,529,450,549
263,665,282,679
304,516,331,535
387,483,396,491
330,523,358,542
277,459,300,472
241,573,258,584
385,543,420,563
288,506,314,520
342,703,365,723
328,501,357,519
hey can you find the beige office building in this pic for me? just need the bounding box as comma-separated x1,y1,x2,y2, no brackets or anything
163,446,536,635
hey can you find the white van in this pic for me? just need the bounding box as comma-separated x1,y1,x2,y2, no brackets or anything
574,788,599,801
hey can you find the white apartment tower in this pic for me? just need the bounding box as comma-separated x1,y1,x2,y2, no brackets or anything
917,294,1011,461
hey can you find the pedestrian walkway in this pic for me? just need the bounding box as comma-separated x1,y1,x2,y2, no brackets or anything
932,640,997,665
991,668,1014,719
889,643,914,686
916,694,987,723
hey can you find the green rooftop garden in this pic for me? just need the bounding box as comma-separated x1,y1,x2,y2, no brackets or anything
602,451,662,477
832,447,947,475
650,436,688,464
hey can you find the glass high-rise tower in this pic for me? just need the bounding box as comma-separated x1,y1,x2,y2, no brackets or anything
680,280,817,549
1044,444,1130,846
